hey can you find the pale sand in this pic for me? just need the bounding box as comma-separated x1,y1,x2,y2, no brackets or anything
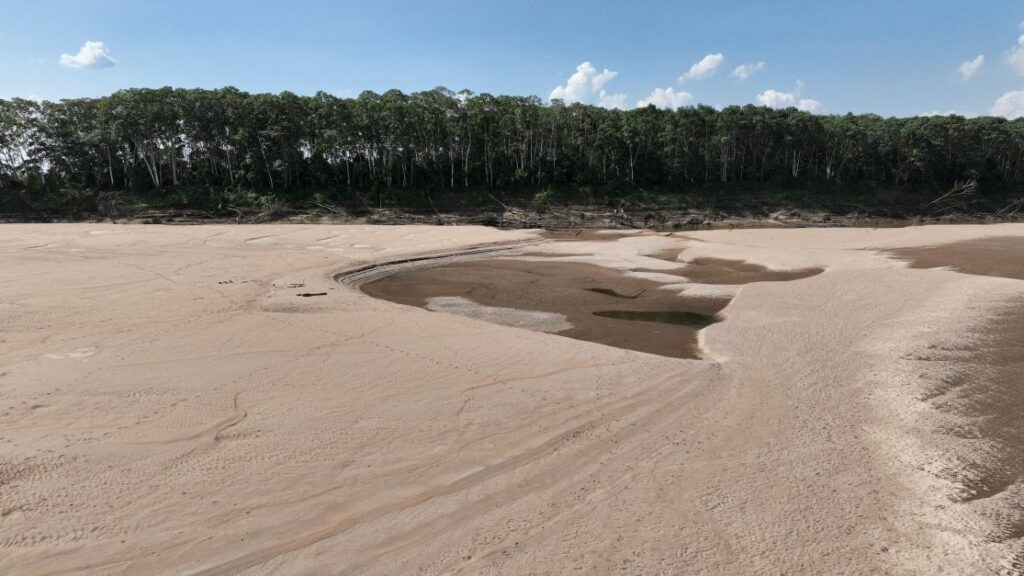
1,223,1023,574
425,297,574,333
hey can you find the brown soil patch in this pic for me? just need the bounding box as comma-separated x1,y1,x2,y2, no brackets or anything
889,236,1024,281
635,257,824,284
361,259,729,359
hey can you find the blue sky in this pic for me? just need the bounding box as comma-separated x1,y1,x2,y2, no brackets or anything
2,0,1024,117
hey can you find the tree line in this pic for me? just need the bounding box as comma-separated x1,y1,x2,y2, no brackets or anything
2,86,1023,214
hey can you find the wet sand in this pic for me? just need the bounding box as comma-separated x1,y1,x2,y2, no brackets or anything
971,301,1024,572
887,235,1024,570
890,236,1024,280
362,259,729,359
634,257,823,284
2,223,1024,575
933,299,1024,501
889,238,1024,503
360,251,825,359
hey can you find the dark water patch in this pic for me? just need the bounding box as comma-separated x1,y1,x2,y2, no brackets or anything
586,288,647,299
633,258,823,285
361,251,826,359
362,259,728,359
594,310,717,329
889,236,1024,281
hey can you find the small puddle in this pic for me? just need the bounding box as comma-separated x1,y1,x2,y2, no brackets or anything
593,310,717,329
362,259,726,359
360,247,820,360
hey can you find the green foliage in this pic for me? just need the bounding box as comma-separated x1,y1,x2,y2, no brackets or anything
96,190,126,219
532,188,556,203
1,88,1023,217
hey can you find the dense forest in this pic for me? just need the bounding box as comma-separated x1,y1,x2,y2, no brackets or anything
2,86,1023,219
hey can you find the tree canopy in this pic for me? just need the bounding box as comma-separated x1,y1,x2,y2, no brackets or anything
2,86,1023,214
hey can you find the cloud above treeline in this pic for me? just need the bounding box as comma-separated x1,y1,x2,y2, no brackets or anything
636,87,694,110
550,59,827,113
991,90,1024,119
1009,32,1024,77
548,21,1024,118
988,25,1024,119
731,62,766,80
549,61,627,109
956,55,984,81
678,53,725,83
757,81,823,113
59,41,117,69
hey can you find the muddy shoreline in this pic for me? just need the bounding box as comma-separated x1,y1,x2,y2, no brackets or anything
5,204,1020,231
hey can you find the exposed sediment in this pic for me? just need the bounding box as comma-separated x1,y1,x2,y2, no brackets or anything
2,223,1024,575
359,249,822,359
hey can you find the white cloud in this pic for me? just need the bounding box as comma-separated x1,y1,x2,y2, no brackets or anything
679,53,724,83
757,82,822,113
550,61,626,108
730,61,765,80
59,41,116,69
956,55,984,80
991,90,1024,119
636,87,694,110
757,89,795,107
796,98,823,113
597,91,628,109
1009,34,1024,76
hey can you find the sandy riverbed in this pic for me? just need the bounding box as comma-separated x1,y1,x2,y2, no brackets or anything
1,223,1023,574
